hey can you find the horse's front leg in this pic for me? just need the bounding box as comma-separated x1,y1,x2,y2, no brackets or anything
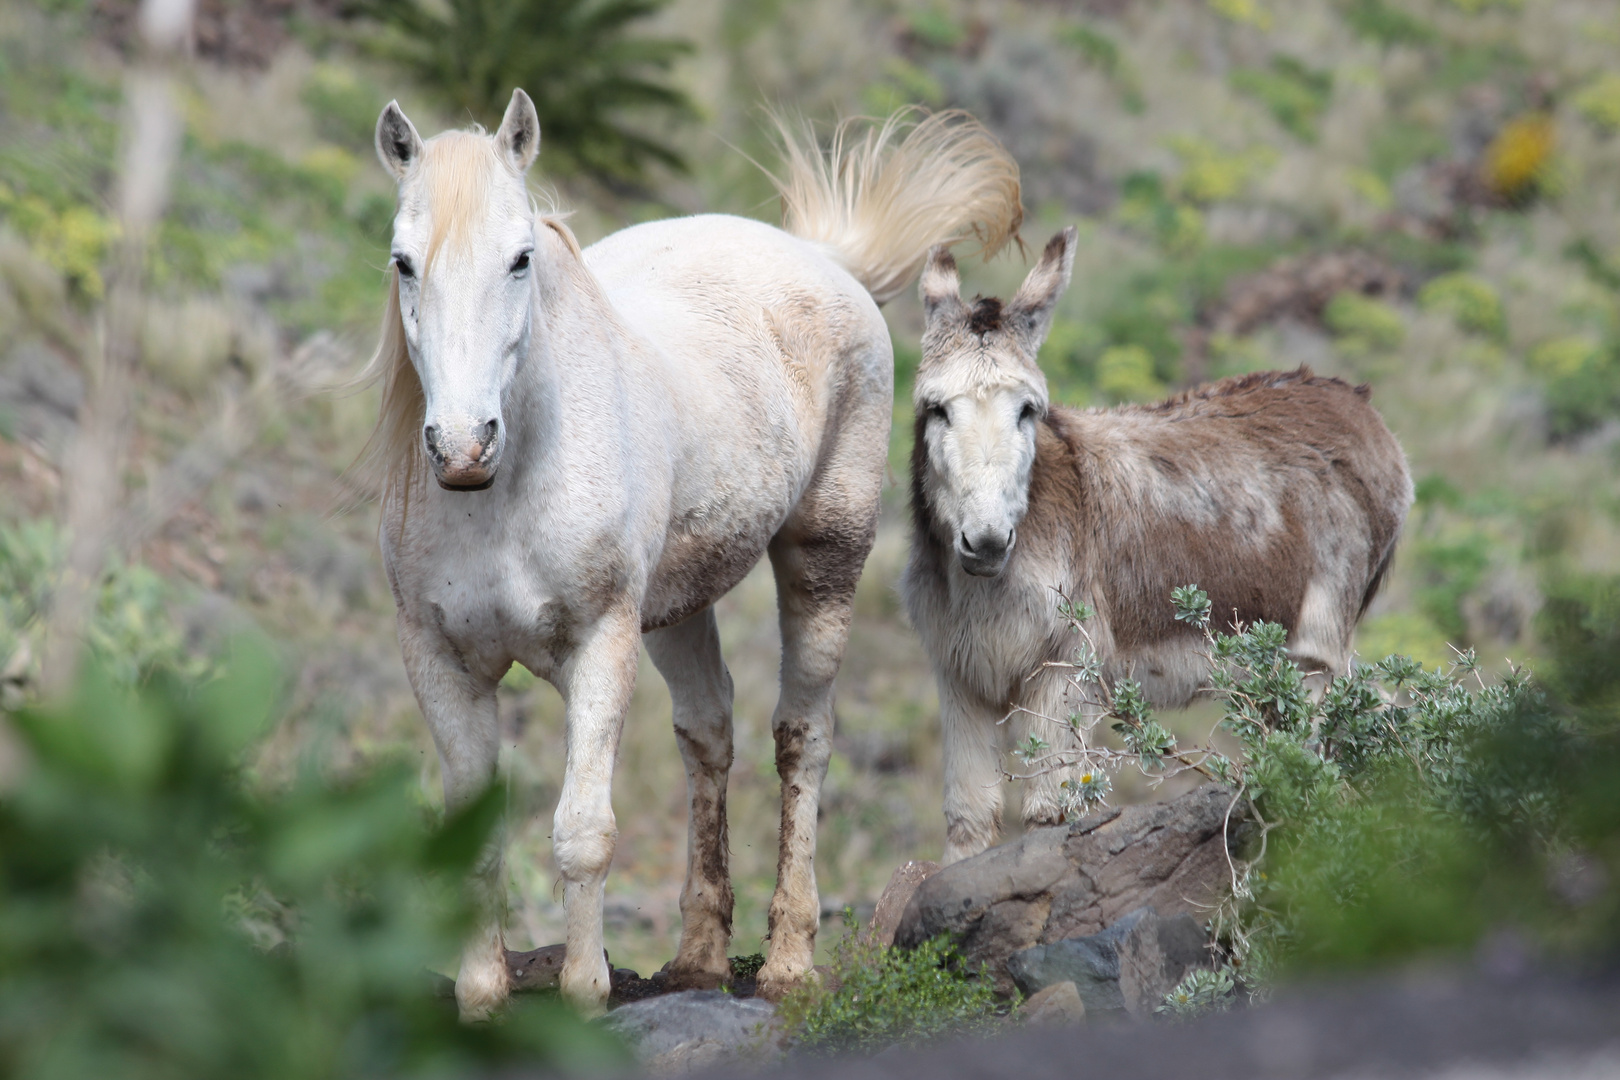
554,600,640,1014
399,619,507,1021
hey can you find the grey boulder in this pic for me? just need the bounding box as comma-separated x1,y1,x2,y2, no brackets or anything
602,990,782,1074
896,783,1243,994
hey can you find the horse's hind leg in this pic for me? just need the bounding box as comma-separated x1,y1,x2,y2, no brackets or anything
644,607,735,990
756,501,879,1000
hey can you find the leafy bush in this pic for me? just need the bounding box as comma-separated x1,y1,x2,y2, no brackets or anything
0,648,623,1079
778,919,1001,1054
1230,57,1333,142
356,0,696,186
1324,290,1406,351
1015,584,1619,1002
1419,272,1505,338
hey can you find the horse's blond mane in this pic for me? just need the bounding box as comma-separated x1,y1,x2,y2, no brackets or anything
349,130,574,499
768,107,1024,304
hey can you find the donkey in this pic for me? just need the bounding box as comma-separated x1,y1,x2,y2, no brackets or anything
901,227,1413,864
360,90,1022,1016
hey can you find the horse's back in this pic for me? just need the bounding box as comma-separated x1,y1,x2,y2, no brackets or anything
584,214,894,629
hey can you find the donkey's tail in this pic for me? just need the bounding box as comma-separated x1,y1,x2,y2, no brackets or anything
768,107,1023,305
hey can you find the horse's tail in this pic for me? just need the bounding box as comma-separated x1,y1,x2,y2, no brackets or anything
768,107,1023,305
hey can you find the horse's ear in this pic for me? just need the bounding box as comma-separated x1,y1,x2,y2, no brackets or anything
376,100,424,181
1006,226,1077,353
920,245,964,324
495,89,541,174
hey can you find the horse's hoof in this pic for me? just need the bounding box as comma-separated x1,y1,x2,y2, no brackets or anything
753,962,816,1003
663,963,727,992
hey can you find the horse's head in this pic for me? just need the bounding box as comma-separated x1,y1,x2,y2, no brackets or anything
913,227,1076,577
375,91,541,491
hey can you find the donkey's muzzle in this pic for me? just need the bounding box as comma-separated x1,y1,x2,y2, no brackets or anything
957,528,1013,577
425,418,502,491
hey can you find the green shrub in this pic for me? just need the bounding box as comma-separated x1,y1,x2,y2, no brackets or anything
1324,290,1406,350
0,648,622,1079
1230,57,1333,142
778,921,1001,1054
355,0,696,186
1419,272,1505,338
1025,585,1618,992
1575,73,1620,134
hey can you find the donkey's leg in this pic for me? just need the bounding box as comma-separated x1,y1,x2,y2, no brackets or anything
553,600,641,1014
644,607,735,990
399,619,507,1022
755,519,876,1000
940,681,1005,865
1015,670,1082,830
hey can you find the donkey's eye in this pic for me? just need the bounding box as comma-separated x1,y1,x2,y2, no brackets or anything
1019,402,1039,424
394,255,415,280
510,251,532,275
926,403,950,426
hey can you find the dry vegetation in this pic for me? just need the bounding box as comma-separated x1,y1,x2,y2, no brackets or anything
3,0,1619,978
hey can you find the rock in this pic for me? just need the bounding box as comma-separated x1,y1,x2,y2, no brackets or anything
1007,906,1211,1018
895,784,1243,994
1018,980,1086,1027
867,860,940,947
602,989,783,1074
506,944,566,992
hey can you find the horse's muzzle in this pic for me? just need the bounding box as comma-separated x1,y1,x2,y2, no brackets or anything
426,419,501,491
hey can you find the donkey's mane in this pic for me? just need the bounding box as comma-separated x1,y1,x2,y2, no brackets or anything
349,129,575,499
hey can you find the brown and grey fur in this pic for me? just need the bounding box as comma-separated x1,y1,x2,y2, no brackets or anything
901,228,1413,863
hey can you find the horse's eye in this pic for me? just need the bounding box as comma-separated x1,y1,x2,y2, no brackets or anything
510,251,532,274
394,255,415,279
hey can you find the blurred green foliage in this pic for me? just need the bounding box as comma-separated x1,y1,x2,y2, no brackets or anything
0,648,623,1079
1059,585,1619,1008
1230,57,1333,142
355,0,695,187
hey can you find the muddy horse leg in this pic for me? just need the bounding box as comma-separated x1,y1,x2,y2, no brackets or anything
645,606,736,990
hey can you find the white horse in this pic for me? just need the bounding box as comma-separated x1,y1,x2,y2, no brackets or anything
360,89,1022,1016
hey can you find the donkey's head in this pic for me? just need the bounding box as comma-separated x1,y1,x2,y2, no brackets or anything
375,91,541,490
913,227,1076,577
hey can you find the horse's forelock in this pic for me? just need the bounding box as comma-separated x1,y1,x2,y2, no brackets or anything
422,131,504,270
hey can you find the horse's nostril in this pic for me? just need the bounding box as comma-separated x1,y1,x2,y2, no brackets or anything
960,531,975,554
423,424,441,457
478,418,499,448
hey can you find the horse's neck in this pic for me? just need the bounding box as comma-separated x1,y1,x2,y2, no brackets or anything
503,223,648,469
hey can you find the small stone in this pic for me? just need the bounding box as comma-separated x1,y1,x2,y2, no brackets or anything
1007,906,1212,1018
1019,981,1086,1027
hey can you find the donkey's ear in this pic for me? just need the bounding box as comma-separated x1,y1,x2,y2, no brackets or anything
1006,226,1077,353
495,89,541,174
920,245,965,323
376,101,424,181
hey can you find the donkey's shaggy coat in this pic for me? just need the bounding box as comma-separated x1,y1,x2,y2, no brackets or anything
902,229,1413,863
